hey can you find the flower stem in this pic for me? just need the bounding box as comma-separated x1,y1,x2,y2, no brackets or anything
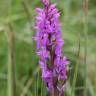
7,24,16,96
52,88,58,96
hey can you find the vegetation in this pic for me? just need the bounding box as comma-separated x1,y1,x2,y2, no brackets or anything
0,0,96,96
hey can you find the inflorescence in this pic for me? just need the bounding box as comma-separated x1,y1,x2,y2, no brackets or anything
34,0,70,95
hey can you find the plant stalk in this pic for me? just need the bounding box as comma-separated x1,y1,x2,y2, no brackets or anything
7,24,16,96
83,0,88,96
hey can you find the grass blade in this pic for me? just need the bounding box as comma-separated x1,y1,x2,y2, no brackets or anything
71,33,81,96
83,0,88,96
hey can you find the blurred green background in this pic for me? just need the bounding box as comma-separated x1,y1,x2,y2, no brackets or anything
0,0,96,96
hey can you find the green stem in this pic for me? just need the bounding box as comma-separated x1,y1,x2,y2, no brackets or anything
7,0,17,95
83,0,88,96
7,24,16,96
71,33,81,96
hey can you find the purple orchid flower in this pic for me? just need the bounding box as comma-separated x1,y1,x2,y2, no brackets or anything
34,0,70,96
